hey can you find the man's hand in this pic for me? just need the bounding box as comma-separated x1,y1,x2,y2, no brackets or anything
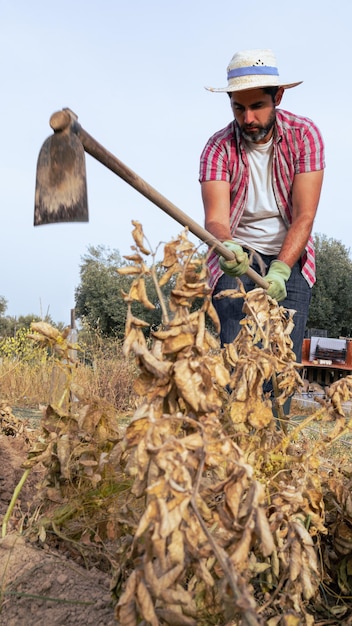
219,240,249,277
265,260,291,301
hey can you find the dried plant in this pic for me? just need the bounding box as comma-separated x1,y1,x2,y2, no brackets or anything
6,223,352,624
113,222,351,625
2,323,130,552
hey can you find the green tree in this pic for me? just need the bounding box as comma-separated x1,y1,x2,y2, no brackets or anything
308,233,352,337
74,245,164,338
0,313,58,338
0,296,7,317
0,296,8,337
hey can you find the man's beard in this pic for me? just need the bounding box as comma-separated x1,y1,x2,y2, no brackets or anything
240,109,276,143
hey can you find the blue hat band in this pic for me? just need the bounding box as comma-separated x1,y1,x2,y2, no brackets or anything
227,66,279,79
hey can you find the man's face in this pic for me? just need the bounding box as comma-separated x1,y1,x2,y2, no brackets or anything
230,87,283,144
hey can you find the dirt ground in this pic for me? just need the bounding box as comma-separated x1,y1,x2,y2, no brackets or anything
0,428,117,625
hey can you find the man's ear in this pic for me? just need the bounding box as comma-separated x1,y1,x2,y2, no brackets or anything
274,87,284,106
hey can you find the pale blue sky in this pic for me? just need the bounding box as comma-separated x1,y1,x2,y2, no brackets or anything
1,0,349,324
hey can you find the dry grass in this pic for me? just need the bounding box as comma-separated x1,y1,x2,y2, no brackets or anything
0,359,57,408
0,335,138,413
289,395,352,474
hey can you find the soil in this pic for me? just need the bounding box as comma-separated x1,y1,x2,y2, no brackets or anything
0,412,117,626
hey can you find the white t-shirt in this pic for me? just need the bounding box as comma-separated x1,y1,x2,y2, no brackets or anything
234,137,287,255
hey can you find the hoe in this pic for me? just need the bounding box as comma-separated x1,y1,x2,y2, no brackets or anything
34,107,268,290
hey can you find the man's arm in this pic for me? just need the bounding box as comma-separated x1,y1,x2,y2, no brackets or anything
201,180,232,241
277,169,324,267
201,170,324,264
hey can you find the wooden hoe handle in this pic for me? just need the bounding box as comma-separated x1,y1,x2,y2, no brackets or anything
49,109,269,290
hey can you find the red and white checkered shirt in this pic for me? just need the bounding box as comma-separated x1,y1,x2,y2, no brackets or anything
199,108,325,290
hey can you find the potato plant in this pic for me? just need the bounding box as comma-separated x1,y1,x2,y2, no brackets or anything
6,223,352,625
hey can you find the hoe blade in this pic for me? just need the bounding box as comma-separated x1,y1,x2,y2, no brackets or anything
34,130,88,226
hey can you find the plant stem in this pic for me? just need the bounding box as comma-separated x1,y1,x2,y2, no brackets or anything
150,263,169,325
2,468,30,537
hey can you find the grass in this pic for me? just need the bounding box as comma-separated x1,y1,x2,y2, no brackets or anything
290,395,352,462
0,335,138,413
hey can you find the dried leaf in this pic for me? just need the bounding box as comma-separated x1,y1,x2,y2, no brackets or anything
132,341,172,378
197,558,215,586
38,525,46,542
289,538,302,581
156,609,197,626
247,398,273,429
131,220,150,255
163,333,194,354
126,416,150,447
300,553,317,599
123,327,146,357
229,525,254,570
161,241,179,267
128,278,155,309
30,321,60,340
168,528,185,566
255,506,275,556
125,313,150,337
21,440,53,469
158,497,190,538
152,327,180,340
159,263,180,286
56,434,71,479
79,459,98,467
116,570,138,626
134,500,158,539
136,580,158,626
123,253,143,262
117,265,143,275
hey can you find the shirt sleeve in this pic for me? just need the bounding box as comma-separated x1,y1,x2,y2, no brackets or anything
296,120,325,174
199,140,230,182
199,124,235,183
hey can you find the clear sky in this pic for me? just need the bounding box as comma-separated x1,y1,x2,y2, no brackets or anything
1,0,349,324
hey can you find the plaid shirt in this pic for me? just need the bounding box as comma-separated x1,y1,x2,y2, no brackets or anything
199,108,325,290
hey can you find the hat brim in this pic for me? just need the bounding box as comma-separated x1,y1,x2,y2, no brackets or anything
205,80,303,93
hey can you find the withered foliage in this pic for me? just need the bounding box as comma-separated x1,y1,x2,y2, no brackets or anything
16,322,131,555
10,223,352,625
223,284,301,433
113,224,352,626
0,401,27,437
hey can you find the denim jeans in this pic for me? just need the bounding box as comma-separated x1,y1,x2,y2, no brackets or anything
212,253,311,362
212,254,311,414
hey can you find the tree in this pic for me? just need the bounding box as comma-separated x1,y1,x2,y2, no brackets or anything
308,233,352,337
75,245,164,338
0,312,58,339
0,296,7,317
0,296,8,337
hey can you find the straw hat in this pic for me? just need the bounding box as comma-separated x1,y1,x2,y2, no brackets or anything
206,49,302,93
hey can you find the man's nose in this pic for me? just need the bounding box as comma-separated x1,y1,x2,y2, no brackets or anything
244,109,255,124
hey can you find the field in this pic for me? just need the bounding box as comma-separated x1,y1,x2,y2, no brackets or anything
1,229,352,625
0,342,135,626
0,326,138,625
1,382,352,625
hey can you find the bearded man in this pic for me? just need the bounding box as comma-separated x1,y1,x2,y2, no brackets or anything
199,49,325,412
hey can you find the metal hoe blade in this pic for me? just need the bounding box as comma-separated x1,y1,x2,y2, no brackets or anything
34,115,88,226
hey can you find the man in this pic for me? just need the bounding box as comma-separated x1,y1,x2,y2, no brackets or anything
199,49,325,373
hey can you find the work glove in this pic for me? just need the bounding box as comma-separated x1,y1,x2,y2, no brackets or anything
265,260,291,301
219,240,249,277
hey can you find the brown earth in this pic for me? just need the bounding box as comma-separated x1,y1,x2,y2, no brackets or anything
0,426,117,625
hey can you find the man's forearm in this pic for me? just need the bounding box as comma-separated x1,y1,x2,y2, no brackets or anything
277,220,313,267
204,220,233,242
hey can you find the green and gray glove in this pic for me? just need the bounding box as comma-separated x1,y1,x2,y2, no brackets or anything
219,240,250,277
265,260,291,301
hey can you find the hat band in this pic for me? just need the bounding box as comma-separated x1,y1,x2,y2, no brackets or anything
227,65,279,79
